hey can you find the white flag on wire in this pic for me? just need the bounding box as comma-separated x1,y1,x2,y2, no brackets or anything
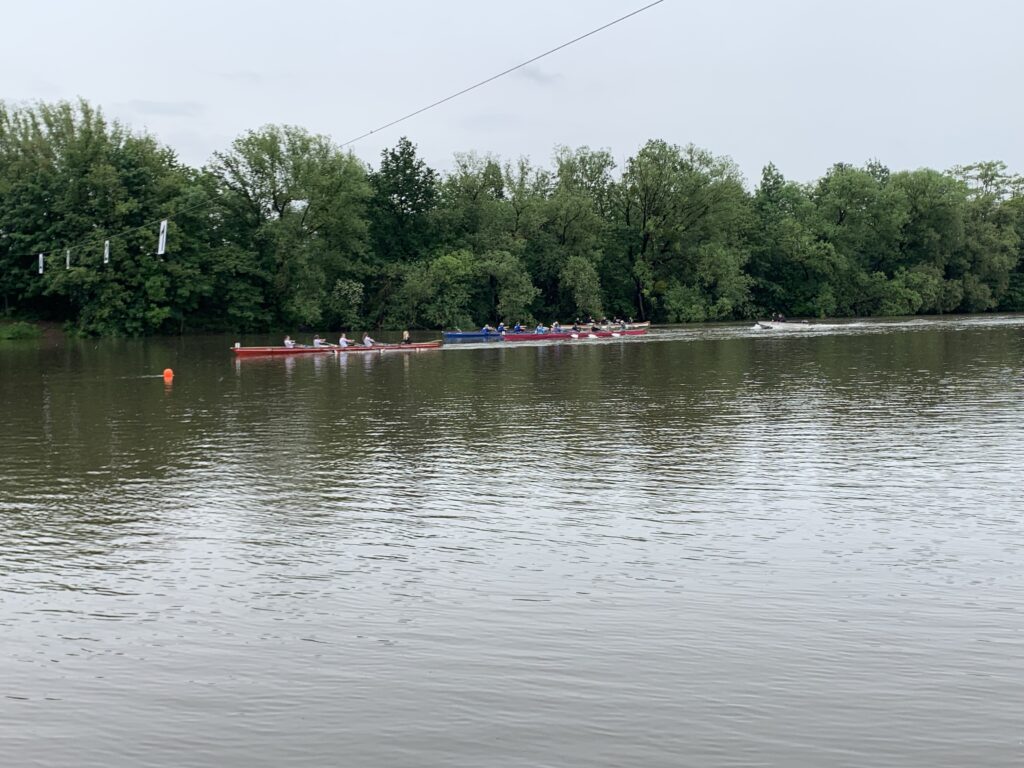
38,253,44,274
104,240,110,264
157,219,168,255
66,249,71,269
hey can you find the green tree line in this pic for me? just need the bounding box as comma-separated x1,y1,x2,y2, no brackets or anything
2,100,1022,335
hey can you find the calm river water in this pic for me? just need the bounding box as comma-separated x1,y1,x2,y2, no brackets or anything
2,316,1023,767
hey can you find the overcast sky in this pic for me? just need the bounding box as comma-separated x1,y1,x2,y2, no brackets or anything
2,0,1022,185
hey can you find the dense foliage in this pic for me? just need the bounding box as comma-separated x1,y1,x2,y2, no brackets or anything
2,100,1022,335
0,320,40,340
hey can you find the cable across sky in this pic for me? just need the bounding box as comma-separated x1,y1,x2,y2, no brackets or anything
19,0,667,261
339,0,666,148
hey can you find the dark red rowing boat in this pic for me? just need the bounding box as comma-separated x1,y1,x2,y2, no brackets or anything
233,341,443,356
503,329,647,342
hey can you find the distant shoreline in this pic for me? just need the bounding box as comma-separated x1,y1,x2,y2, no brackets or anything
3,101,1021,337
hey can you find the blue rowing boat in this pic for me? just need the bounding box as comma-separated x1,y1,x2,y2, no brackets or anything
443,330,506,342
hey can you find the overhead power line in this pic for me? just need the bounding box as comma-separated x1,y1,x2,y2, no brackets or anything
17,0,666,262
338,0,666,148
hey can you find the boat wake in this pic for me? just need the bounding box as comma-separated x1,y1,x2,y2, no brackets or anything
754,321,870,332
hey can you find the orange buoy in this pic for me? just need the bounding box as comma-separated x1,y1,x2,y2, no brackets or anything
163,368,174,381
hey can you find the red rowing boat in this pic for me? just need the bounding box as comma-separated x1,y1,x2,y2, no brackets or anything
233,341,443,356
503,329,647,342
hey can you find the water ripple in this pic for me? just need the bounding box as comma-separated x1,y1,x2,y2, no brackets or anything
2,316,1023,767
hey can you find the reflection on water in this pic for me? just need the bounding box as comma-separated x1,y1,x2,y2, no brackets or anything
2,316,1024,768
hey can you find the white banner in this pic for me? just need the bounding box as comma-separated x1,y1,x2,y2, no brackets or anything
157,219,168,255
38,253,44,274
104,240,110,264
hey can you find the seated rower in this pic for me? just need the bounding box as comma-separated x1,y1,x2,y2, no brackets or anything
313,335,326,347
283,335,296,348
571,322,582,332
551,321,561,333
362,333,375,347
481,324,495,334
338,333,350,348
513,322,523,333
401,330,411,344
534,323,546,334
496,322,506,334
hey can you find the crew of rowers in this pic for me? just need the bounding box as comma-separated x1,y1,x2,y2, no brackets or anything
283,330,412,348
480,316,635,335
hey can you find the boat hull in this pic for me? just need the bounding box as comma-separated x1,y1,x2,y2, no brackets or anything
444,322,649,342
233,341,442,356
443,331,505,341
503,329,647,342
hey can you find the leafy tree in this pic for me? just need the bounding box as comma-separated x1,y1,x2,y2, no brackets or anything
748,163,822,315
613,140,751,321
326,278,364,329
560,255,603,319
948,163,1020,311
4,98,1024,333
554,145,617,217
397,249,479,329
484,250,539,322
367,136,439,263
0,100,216,333
208,124,370,328
435,151,511,253
999,194,1024,310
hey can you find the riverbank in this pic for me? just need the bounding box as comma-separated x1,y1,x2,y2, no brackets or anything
0,320,42,340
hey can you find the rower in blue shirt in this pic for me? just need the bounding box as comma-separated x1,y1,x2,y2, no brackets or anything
513,322,523,333
496,322,506,334
534,323,546,334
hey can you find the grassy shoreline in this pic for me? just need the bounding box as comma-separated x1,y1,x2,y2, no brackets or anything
0,320,42,340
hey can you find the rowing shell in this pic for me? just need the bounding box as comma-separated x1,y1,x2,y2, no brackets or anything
503,329,647,342
233,341,443,356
